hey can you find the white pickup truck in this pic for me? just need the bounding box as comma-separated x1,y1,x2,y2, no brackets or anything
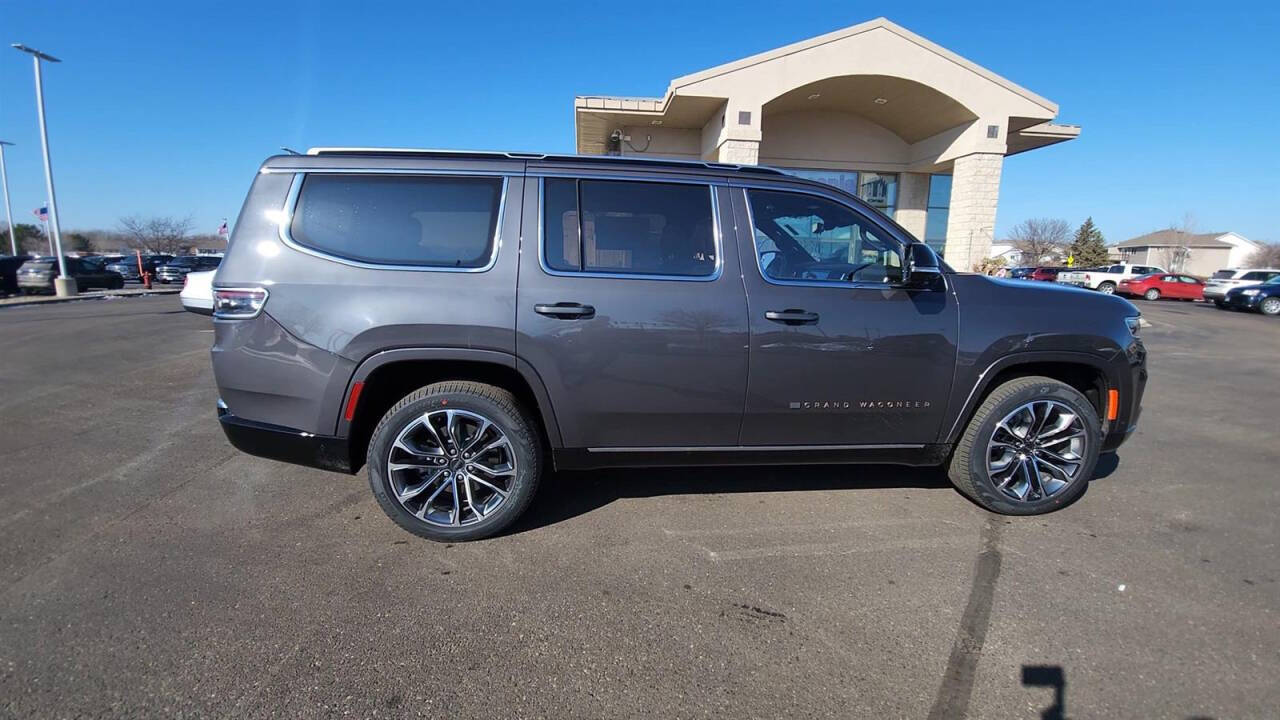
1058,263,1165,294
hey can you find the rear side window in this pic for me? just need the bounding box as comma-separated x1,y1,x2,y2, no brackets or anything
1240,271,1277,281
543,178,717,277
290,174,502,268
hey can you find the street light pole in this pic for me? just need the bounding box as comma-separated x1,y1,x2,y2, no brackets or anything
12,44,74,296
0,141,15,256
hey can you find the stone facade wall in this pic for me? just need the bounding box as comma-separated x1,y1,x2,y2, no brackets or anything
943,153,1004,271
715,139,760,165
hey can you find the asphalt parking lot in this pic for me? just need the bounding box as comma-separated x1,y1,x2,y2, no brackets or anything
1,295,1276,718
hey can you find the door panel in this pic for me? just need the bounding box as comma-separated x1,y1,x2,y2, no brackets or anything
515,179,749,449
732,185,958,446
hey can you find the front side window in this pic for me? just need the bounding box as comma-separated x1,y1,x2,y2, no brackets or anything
290,174,502,268
747,189,901,285
543,178,716,277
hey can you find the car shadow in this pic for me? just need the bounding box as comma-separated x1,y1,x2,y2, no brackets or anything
506,451,1126,535
507,462,953,535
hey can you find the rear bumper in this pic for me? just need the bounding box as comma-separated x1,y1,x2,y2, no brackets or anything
218,404,353,474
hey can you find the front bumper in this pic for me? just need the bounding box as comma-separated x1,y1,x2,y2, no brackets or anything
218,404,353,473
1101,339,1147,453
1225,293,1263,310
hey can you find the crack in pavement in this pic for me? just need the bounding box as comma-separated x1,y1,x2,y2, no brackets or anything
927,515,1003,720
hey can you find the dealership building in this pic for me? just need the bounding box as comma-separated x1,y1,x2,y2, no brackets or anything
574,18,1079,270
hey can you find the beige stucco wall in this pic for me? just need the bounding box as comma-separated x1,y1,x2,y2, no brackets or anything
618,126,701,160
676,24,1054,164
758,110,909,170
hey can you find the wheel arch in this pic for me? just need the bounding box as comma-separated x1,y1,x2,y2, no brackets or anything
339,348,562,473
942,352,1114,446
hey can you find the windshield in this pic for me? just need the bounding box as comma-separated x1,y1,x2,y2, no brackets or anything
1265,276,1280,286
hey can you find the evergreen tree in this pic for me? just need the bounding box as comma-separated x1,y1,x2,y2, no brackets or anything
1068,217,1110,267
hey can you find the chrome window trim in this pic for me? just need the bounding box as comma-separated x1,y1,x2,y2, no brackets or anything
587,443,924,453
262,166,520,177
737,184,927,291
536,177,725,283
277,173,506,273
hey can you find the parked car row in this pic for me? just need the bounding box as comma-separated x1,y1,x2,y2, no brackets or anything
13,255,126,293
0,253,223,295
1005,261,1278,317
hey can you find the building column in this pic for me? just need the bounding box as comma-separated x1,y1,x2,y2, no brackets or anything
714,139,759,165
944,153,1004,271
894,172,930,241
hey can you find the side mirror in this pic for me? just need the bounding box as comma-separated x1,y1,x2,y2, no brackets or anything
900,242,943,288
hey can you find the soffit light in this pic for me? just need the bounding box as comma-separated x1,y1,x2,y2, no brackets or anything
807,93,821,100
873,97,888,105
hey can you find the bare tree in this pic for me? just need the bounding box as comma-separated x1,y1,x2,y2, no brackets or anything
1246,241,1280,268
1005,218,1070,265
117,215,194,255
1153,213,1197,272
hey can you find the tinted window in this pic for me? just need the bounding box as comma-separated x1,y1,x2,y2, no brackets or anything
1240,271,1276,281
1212,270,1235,279
543,178,716,277
291,174,502,268
1139,266,1160,274
747,189,901,284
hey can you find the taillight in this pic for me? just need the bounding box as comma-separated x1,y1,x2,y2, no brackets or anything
213,287,269,319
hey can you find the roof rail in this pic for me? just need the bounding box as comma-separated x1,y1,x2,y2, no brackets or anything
304,147,788,176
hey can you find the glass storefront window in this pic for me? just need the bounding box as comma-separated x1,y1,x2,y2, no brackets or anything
925,174,952,256
782,168,898,218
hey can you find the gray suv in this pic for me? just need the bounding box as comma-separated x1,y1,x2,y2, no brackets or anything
212,149,1147,541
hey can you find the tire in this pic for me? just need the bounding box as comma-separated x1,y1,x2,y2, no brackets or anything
1214,299,1227,309
947,376,1101,515
1097,282,1116,295
1260,296,1280,316
367,381,542,542
1143,288,1160,301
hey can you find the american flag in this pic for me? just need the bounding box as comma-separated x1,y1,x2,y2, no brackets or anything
32,206,48,222
217,220,229,237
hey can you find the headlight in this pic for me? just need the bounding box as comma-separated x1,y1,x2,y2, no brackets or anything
213,287,269,319
1241,289,1260,296
1125,316,1141,336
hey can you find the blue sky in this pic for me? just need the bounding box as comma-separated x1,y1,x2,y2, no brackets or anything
1,0,1277,244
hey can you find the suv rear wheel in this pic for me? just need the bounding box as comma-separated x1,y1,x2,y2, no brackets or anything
948,376,1101,515
1097,281,1116,294
367,381,542,541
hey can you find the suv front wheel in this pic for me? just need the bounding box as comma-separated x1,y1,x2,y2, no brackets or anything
947,376,1101,515
367,381,542,542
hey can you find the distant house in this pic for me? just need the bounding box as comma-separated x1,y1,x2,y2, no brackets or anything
988,243,1022,265
1114,231,1258,276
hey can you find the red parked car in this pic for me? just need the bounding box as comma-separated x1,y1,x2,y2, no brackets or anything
1029,267,1065,281
1117,273,1205,301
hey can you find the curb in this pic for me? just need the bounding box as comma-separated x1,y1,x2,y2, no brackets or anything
0,288,183,309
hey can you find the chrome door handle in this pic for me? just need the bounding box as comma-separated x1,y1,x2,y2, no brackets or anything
534,303,595,319
765,309,819,325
